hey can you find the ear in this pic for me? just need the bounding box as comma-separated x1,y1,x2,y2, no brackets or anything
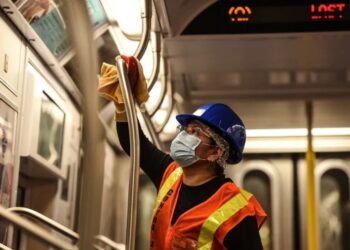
207,147,224,162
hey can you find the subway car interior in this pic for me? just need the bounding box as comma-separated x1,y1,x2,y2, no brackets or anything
0,0,350,249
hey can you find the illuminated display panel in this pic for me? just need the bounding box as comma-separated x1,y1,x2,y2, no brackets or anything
183,0,350,34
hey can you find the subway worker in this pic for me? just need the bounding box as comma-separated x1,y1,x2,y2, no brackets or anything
99,56,267,250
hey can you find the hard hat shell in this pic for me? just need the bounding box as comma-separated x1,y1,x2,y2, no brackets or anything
176,103,246,164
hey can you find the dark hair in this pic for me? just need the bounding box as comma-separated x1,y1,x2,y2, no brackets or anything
214,163,224,175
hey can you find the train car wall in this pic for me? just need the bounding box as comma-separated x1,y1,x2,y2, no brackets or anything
0,11,26,247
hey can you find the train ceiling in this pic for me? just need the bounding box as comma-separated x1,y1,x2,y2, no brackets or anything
154,0,350,129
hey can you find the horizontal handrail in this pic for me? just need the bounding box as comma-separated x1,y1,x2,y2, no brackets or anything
94,235,125,250
7,207,79,243
0,243,12,250
0,206,77,250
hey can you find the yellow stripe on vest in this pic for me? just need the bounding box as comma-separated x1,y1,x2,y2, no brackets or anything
240,188,253,200
153,167,183,216
197,193,249,250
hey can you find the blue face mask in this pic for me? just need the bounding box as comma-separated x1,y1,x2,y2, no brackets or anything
170,131,203,167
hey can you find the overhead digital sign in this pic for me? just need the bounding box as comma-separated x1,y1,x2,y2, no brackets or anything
225,1,350,24
183,0,350,34
228,6,252,22
310,3,346,20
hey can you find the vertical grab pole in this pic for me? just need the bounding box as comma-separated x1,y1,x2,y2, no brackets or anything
116,58,140,250
62,1,105,249
305,101,318,250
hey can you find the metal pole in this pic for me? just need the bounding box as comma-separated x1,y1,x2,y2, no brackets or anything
116,58,140,250
134,0,152,60
62,1,105,249
305,101,318,250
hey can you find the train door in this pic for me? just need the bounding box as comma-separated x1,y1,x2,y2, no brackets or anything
298,156,350,250
316,158,350,250
226,157,294,250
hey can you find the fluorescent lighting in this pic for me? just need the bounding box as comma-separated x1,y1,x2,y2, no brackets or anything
246,128,350,137
247,129,306,137
313,128,350,136
106,0,142,35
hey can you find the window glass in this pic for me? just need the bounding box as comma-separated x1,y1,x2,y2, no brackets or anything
105,0,142,35
0,99,16,243
243,170,272,250
18,0,107,59
86,0,107,28
23,0,70,58
320,169,349,250
37,93,65,168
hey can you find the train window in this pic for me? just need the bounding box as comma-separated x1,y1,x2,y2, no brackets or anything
86,0,107,29
140,42,154,80
18,0,70,58
0,99,16,208
16,0,107,59
0,99,16,243
146,80,161,110
105,0,142,35
243,170,272,250
151,93,171,131
320,169,349,250
37,92,65,168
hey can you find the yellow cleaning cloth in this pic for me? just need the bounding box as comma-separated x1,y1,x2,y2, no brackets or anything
98,55,149,115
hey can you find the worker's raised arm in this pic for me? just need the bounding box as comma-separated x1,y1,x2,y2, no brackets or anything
98,55,173,188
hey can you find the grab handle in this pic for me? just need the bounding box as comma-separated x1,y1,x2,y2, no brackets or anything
0,206,77,250
7,207,79,243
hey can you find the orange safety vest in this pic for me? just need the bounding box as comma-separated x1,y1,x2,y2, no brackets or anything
150,162,267,250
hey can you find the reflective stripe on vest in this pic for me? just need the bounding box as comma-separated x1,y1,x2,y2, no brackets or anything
197,190,252,249
240,188,253,200
153,167,183,216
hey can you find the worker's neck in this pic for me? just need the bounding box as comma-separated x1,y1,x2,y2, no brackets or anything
182,161,217,186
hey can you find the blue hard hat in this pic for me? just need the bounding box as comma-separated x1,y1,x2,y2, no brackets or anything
176,103,246,164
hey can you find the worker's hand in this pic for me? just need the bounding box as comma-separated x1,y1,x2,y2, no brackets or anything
98,55,149,121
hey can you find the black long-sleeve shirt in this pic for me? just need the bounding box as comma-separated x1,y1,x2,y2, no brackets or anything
116,122,263,249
